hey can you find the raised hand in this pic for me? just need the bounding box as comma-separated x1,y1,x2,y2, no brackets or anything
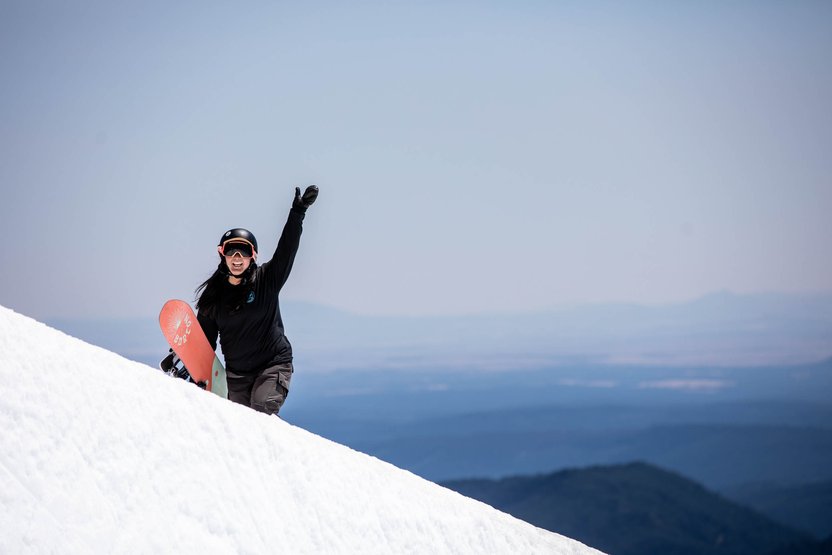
293,185,319,210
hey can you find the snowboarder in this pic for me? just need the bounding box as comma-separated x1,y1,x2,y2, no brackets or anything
194,185,318,415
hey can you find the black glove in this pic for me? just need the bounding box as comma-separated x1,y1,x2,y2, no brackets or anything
293,185,319,211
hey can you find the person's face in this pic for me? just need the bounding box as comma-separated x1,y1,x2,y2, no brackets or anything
218,241,255,276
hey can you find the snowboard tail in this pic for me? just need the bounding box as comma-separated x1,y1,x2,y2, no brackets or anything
159,299,228,398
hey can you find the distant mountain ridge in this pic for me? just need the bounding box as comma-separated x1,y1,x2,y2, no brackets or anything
357,419,832,487
442,462,813,555
724,480,832,539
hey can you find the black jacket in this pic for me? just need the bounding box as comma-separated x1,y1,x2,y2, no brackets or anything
197,207,305,374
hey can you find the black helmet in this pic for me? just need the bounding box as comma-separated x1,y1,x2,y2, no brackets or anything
218,228,258,254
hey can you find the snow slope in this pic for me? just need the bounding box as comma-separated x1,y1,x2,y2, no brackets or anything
0,305,603,554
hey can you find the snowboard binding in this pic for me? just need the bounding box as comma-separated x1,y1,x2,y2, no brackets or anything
160,349,207,390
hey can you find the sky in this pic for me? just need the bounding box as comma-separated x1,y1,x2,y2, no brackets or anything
1,0,830,319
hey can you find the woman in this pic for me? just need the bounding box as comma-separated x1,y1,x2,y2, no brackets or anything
195,185,318,416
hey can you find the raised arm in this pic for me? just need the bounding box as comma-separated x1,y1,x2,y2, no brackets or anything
264,186,318,292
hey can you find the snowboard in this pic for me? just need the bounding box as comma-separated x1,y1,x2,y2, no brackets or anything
159,299,228,398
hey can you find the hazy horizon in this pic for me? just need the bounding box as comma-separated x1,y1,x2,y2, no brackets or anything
29,289,832,372
27,288,832,321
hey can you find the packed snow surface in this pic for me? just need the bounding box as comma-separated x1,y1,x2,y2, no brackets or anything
0,305,603,554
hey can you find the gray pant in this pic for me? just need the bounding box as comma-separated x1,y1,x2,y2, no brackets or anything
227,362,293,415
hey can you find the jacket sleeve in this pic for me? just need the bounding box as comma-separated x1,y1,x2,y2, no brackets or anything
263,207,305,292
197,310,219,352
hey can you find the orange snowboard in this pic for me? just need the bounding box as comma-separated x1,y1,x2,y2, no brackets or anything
159,299,228,398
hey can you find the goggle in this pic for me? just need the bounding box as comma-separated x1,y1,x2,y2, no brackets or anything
221,240,255,258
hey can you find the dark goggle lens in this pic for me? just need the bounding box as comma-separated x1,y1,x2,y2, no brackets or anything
222,242,253,257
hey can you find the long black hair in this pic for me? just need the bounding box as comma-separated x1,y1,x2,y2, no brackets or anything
195,258,257,317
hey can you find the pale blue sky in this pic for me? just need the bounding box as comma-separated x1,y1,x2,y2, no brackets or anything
1,0,830,319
